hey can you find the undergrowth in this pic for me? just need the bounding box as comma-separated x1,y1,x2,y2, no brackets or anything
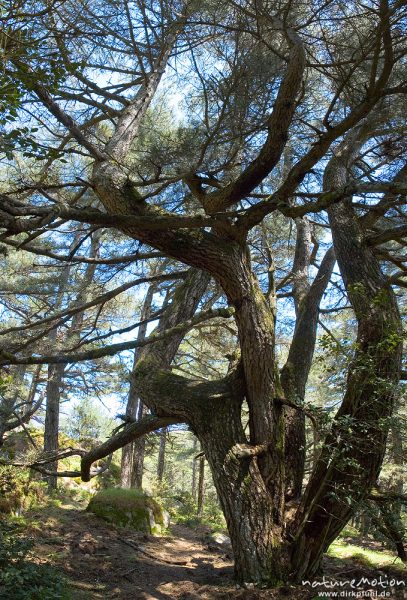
0,520,71,600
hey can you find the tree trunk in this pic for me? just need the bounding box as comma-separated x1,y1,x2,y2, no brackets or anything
369,500,406,562
290,141,402,580
370,421,406,561
196,452,205,517
193,395,290,585
157,427,166,483
87,222,401,585
44,363,64,490
121,399,146,488
0,364,26,443
130,405,146,489
121,284,155,488
281,219,335,501
191,437,198,499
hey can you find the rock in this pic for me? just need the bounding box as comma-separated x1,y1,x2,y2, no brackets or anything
162,510,171,528
211,532,231,546
87,488,168,535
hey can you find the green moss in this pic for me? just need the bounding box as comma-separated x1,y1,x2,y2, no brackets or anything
328,540,407,575
87,488,166,534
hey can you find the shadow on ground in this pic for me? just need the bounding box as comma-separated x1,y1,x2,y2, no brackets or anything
26,502,406,600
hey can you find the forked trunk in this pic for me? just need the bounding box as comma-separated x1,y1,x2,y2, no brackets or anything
191,395,290,585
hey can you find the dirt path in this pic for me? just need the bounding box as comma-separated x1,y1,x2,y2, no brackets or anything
27,502,405,599
28,502,238,599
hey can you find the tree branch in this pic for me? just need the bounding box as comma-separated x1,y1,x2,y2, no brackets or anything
203,17,305,214
81,415,180,481
0,307,235,365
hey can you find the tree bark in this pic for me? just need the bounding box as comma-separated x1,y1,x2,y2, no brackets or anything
130,401,147,489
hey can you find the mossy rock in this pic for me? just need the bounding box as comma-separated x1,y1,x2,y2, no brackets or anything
87,488,167,534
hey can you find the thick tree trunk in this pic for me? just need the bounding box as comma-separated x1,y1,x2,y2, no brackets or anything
44,363,64,490
82,198,401,586
131,266,290,584
193,395,290,585
218,245,286,523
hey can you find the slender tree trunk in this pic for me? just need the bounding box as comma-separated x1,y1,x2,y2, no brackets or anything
196,452,205,517
44,363,64,490
157,427,166,483
281,219,335,501
191,437,198,499
130,401,146,489
43,232,92,489
0,364,26,443
370,422,406,561
121,285,155,488
369,500,406,562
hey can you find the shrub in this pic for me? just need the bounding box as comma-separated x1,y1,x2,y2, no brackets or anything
0,466,47,515
0,521,70,600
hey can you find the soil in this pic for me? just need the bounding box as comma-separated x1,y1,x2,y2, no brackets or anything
26,501,406,600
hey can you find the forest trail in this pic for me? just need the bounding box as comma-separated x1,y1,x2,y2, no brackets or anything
26,500,245,599
26,500,405,600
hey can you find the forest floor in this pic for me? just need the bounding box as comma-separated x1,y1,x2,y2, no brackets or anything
22,499,406,600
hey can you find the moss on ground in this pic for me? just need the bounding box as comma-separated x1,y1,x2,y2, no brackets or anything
328,539,407,575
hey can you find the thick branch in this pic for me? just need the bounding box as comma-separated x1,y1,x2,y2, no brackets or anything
81,415,180,481
367,224,407,246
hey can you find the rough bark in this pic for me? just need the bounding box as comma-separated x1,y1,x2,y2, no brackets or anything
131,402,147,489
191,437,198,499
